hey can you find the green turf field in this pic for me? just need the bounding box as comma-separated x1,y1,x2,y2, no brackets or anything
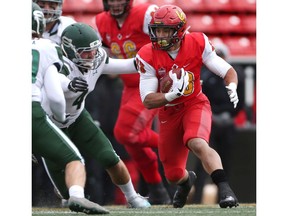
32,204,256,216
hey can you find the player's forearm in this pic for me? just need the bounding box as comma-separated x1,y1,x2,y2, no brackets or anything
58,73,71,92
143,93,168,109
50,101,66,123
103,58,137,74
224,68,238,86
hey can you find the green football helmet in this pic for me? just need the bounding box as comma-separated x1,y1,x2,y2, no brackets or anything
32,2,46,35
33,0,62,23
61,23,103,72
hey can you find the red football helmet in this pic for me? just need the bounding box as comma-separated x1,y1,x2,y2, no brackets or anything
148,5,189,50
103,0,134,18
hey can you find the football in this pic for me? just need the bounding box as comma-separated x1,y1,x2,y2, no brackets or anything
159,68,182,93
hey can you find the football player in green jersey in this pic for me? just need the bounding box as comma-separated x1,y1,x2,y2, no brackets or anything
41,22,151,208
31,3,109,214
33,0,76,44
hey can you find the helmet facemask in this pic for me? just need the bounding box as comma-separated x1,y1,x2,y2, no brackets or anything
62,36,103,72
103,0,132,18
149,25,183,50
33,0,62,24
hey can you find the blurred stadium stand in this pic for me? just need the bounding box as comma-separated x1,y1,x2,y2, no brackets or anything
63,0,256,61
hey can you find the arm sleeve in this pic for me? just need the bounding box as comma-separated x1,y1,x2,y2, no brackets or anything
202,34,232,78
102,58,137,74
204,53,232,78
139,75,158,102
58,73,71,92
136,54,158,101
43,65,66,122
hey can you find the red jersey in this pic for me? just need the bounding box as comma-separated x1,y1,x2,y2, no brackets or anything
95,3,158,87
137,32,212,105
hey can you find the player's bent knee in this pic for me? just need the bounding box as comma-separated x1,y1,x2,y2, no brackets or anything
98,150,120,168
165,167,185,183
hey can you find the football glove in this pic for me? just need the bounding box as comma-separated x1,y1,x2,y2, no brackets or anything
68,77,88,93
226,82,239,108
165,68,189,102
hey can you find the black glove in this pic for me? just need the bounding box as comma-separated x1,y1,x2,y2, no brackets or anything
68,77,88,93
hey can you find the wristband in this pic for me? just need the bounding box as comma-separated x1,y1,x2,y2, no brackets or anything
226,82,237,90
164,92,179,102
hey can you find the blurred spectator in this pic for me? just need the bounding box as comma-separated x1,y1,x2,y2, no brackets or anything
192,40,245,204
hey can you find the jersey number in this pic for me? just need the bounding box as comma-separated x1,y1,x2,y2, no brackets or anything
72,90,88,110
184,71,195,95
110,41,137,59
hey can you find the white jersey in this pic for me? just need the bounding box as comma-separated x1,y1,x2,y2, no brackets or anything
41,47,137,128
32,38,63,102
43,16,76,45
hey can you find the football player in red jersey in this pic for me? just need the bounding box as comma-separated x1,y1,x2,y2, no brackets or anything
94,0,171,205
136,5,239,208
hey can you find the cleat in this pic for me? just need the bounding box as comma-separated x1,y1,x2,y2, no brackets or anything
127,194,151,208
173,171,197,208
218,182,239,208
147,182,171,205
68,196,109,214
219,196,239,208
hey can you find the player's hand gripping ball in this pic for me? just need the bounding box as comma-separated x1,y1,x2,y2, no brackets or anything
159,67,182,93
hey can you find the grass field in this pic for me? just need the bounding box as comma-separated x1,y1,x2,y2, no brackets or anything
32,204,256,216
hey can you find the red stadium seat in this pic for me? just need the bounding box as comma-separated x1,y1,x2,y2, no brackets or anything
241,15,256,34
70,14,97,29
176,0,208,13
222,36,256,56
208,36,225,45
230,0,256,13
204,0,233,13
187,14,217,34
214,14,244,33
134,0,177,6
63,0,104,14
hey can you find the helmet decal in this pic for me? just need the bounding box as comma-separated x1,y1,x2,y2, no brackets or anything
32,2,46,35
176,10,186,23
